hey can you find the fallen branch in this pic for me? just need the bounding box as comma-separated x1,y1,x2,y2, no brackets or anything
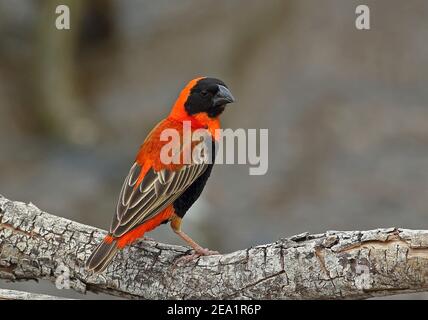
1,194,428,299
0,288,71,300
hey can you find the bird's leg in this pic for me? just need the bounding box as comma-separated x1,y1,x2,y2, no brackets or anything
170,215,219,265
175,230,219,256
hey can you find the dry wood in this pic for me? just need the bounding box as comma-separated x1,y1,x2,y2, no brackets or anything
0,288,71,300
1,195,428,299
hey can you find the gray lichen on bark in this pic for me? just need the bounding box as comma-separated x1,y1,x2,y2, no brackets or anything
1,194,428,299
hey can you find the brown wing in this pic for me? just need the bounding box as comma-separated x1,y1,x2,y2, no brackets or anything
110,162,209,237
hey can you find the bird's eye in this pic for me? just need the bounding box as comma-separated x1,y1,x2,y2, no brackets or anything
201,90,209,97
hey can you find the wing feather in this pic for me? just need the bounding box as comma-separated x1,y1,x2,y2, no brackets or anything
110,160,209,237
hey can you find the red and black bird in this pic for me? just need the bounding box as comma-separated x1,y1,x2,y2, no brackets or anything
86,77,235,272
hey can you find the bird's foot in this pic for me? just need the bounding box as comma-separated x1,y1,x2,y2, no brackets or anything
198,248,220,256
173,248,220,267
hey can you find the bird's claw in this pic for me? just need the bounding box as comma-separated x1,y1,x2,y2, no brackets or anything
199,248,220,256
172,248,220,268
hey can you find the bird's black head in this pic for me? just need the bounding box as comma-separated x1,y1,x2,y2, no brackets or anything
184,78,235,118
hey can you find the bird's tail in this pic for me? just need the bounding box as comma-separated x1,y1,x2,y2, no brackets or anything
85,235,119,273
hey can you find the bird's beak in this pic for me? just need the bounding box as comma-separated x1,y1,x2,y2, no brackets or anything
213,85,235,107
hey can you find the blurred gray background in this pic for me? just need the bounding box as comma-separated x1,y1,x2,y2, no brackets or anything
0,0,427,299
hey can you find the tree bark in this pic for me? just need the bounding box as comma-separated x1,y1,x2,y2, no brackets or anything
1,194,428,299
0,288,71,300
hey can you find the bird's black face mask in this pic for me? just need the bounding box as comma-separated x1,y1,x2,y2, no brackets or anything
185,78,235,118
